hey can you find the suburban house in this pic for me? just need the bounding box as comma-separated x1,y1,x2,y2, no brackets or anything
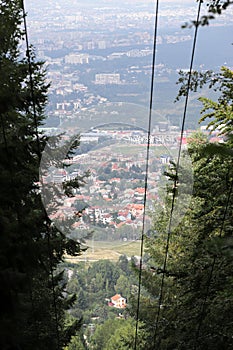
108,294,127,309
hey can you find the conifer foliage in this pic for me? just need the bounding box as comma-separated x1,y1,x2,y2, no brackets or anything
132,68,233,349
0,1,82,349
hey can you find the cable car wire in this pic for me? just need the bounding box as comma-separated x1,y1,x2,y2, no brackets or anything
153,1,203,347
134,0,160,349
21,0,41,154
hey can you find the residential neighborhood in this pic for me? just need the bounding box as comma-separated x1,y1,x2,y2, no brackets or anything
41,122,224,242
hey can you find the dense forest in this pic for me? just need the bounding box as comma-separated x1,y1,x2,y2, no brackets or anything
0,1,232,349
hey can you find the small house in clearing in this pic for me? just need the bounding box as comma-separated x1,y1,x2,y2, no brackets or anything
108,294,127,309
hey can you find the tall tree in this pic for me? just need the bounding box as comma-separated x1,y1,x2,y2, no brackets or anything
0,1,83,349
131,67,233,349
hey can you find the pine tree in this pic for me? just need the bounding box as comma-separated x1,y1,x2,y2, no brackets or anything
131,67,233,349
0,1,84,349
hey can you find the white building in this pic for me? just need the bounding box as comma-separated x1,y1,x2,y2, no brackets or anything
65,53,89,64
95,73,121,84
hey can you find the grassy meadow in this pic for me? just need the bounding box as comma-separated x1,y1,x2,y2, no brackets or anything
65,240,142,263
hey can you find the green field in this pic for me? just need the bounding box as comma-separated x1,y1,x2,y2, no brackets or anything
112,143,176,157
65,240,142,263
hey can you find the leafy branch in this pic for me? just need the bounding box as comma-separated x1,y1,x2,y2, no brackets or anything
182,0,233,28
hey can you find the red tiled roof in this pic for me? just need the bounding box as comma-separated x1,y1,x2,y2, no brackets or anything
135,188,145,194
111,294,122,301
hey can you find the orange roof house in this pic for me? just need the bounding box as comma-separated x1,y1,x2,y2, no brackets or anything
109,294,127,309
